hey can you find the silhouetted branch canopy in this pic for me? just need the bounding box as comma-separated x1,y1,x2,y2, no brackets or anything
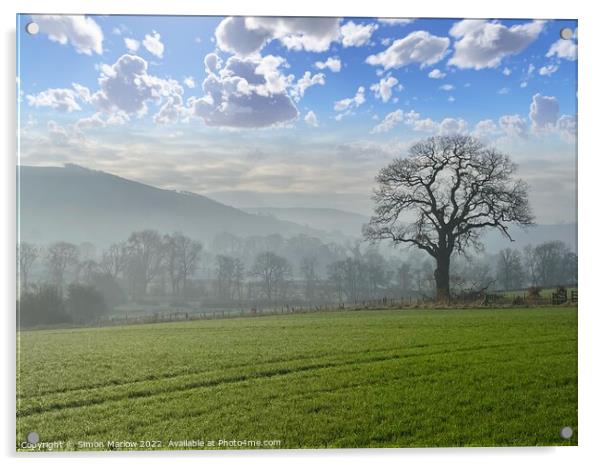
364,135,534,256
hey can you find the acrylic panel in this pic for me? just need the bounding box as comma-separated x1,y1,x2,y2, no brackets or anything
16,14,577,451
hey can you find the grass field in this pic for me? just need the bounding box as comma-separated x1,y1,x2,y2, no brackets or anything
16,307,577,450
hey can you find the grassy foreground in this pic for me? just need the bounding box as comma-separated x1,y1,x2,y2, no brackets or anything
17,307,577,450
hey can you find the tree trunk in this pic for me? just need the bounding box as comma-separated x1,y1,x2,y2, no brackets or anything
434,253,451,302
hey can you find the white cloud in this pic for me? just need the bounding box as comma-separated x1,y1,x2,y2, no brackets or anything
547,38,577,61
371,109,404,133
370,76,400,102
428,68,446,79
371,109,466,135
448,19,545,69
439,84,454,91
250,17,341,53
143,31,165,58
215,17,271,56
183,76,196,89
26,87,82,112
46,120,70,145
473,119,498,140
498,87,510,95
74,112,106,133
124,38,140,52
291,71,325,101
304,110,318,127
557,114,576,143
520,64,536,88
32,15,104,55
499,114,528,139
529,93,559,132
153,94,185,125
439,117,468,135
447,96,455,102
334,86,365,112
254,55,294,94
91,54,183,118
528,63,535,75
503,67,512,76
539,64,559,76
366,30,450,70
215,17,341,56
315,57,341,73
204,53,223,74
340,21,378,47
189,54,298,128
72,83,91,102
377,19,415,26
412,118,438,132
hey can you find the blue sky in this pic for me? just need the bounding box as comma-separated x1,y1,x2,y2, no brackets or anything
17,15,577,222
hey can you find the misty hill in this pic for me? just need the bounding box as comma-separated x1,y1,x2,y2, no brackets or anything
242,207,576,252
18,165,322,246
242,207,369,237
482,223,577,253
17,164,576,253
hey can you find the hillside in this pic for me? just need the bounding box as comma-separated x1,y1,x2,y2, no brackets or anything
242,207,369,237
17,165,321,246
17,164,577,252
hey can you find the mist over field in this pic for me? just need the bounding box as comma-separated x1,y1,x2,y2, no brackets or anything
16,163,577,329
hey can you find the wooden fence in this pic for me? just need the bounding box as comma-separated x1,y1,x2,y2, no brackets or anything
96,292,577,328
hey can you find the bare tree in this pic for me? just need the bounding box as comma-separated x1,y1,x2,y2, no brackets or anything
523,245,537,286
396,262,413,296
342,258,366,302
496,248,525,290
300,256,319,302
251,252,291,302
77,259,100,284
364,249,389,299
126,230,165,296
215,254,236,300
232,258,245,302
531,240,574,287
164,232,203,295
328,257,367,303
451,255,495,295
176,233,202,294
17,242,39,293
364,135,533,301
100,242,128,279
327,260,345,303
45,242,80,291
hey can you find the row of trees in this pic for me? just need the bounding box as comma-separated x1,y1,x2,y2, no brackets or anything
19,284,107,327
18,231,203,298
496,241,577,290
19,229,577,314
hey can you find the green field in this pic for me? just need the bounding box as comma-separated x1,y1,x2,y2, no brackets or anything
17,307,577,450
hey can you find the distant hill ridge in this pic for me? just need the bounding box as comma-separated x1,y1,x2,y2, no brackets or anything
17,164,576,252
17,164,321,246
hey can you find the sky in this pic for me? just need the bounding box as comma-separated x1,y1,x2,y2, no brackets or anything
17,15,577,223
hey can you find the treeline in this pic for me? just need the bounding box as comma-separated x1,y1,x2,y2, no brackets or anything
494,241,577,291
17,230,577,326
